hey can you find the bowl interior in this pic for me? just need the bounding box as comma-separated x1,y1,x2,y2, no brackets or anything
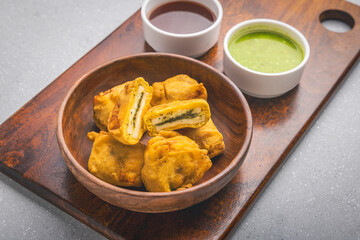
61,53,250,192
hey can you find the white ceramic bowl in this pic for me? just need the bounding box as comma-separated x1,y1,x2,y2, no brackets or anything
223,19,310,98
141,0,223,58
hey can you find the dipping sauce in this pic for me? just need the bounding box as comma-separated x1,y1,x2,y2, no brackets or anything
229,31,304,73
148,1,216,34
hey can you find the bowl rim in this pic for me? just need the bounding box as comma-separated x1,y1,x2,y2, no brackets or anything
57,52,253,198
141,0,223,38
223,18,310,76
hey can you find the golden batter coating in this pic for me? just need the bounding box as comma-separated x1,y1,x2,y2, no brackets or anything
93,84,124,131
141,131,212,192
151,74,207,106
144,99,211,136
178,119,225,158
108,77,153,145
87,131,145,187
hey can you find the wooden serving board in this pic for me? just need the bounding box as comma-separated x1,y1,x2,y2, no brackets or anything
1,0,359,239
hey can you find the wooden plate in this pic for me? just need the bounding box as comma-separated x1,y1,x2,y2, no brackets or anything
56,52,253,213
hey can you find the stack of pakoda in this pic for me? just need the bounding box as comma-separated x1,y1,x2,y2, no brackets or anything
87,74,225,192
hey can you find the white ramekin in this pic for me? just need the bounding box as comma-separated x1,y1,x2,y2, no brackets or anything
223,19,310,98
141,0,223,58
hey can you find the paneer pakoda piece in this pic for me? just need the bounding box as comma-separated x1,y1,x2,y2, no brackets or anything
87,131,145,187
93,84,124,131
108,77,153,145
144,99,211,136
141,131,212,192
151,74,207,106
178,119,225,158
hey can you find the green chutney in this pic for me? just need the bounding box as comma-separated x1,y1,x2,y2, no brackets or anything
228,31,304,73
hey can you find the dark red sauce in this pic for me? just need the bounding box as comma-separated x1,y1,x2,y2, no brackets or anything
148,1,216,34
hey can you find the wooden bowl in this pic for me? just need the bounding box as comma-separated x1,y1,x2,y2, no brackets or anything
57,53,252,213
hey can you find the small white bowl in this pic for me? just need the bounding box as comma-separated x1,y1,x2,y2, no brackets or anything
223,19,310,98
141,0,223,58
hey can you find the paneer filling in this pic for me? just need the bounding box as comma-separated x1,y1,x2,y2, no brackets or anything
152,107,205,132
127,86,148,139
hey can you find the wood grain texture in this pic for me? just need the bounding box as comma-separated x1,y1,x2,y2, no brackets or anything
0,0,360,239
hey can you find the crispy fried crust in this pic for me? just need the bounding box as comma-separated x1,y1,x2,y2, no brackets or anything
151,74,207,106
178,119,225,158
108,77,153,145
144,99,211,136
87,131,145,187
93,84,124,131
141,131,212,192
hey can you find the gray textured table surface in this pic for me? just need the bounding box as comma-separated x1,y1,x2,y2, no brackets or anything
1,1,359,239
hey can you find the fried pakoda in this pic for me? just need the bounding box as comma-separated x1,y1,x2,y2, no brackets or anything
141,131,212,192
108,77,153,145
87,131,145,187
93,84,124,131
178,119,225,158
151,74,207,106
144,99,211,136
